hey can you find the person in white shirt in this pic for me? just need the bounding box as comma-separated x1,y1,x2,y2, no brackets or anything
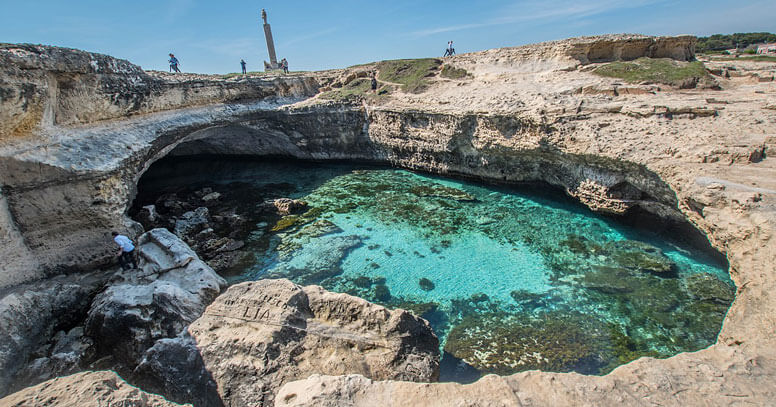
112,231,138,270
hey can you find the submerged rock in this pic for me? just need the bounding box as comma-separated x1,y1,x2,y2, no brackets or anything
445,312,609,375
85,228,226,367
135,279,439,407
419,277,435,291
684,273,735,304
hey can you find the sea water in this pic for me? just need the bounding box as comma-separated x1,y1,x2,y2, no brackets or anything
135,157,733,382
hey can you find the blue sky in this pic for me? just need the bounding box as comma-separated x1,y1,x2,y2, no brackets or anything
1,0,774,73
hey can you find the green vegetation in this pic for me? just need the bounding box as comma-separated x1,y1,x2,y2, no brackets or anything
319,78,372,101
593,58,709,86
440,64,470,79
376,58,442,93
696,32,776,53
734,55,776,62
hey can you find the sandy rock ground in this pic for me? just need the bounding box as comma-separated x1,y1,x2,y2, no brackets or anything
0,371,189,407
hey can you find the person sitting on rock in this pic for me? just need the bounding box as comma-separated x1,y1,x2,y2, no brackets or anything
112,231,138,270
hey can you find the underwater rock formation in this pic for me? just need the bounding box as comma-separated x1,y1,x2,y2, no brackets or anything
133,279,439,407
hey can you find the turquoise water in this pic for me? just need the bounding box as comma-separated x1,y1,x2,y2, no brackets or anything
135,158,733,381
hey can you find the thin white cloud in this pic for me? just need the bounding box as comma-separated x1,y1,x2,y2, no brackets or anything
412,0,666,37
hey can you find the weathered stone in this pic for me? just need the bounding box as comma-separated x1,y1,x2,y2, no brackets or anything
136,279,439,407
0,371,188,407
0,273,104,396
85,228,226,367
2,34,776,406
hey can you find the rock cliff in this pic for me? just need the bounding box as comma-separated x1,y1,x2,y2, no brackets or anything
1,33,775,406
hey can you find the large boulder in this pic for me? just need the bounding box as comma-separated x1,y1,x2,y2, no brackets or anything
85,228,226,367
134,279,439,407
0,273,104,396
0,370,188,407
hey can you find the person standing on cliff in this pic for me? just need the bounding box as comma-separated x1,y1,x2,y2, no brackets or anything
240,59,247,74
112,231,138,270
168,53,181,73
371,72,378,93
281,58,289,74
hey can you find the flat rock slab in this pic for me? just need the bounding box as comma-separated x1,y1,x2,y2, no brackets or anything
0,370,188,407
135,278,439,407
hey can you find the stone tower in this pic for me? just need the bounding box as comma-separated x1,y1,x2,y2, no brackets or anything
261,9,280,70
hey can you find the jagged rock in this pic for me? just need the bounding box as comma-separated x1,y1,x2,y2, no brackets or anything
0,273,104,396
201,191,221,202
0,370,188,407
85,228,226,367
271,198,308,215
134,279,439,407
133,334,223,407
174,207,210,239
12,326,95,392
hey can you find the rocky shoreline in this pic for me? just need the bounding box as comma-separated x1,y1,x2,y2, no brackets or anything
1,34,775,405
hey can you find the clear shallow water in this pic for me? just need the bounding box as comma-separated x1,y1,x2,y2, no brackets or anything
135,157,733,381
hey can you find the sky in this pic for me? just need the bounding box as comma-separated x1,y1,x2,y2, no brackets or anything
1,0,774,74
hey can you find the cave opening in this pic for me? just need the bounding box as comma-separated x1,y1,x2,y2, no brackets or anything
130,153,732,383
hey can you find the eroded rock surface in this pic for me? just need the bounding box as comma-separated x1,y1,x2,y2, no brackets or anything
0,33,775,405
0,273,104,396
0,370,188,407
134,279,439,407
85,228,226,367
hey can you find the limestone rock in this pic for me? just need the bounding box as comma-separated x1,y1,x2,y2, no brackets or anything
85,228,226,367
134,279,439,407
270,198,309,215
0,370,188,407
0,273,104,396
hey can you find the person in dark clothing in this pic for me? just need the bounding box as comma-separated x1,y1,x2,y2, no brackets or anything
281,58,289,74
444,41,455,57
240,59,247,74
112,231,138,270
169,53,181,73
371,73,378,92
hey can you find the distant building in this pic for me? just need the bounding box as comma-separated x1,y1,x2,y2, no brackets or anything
756,43,776,54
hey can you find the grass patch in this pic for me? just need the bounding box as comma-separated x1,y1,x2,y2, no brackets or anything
715,55,776,62
320,78,372,101
376,58,442,93
593,57,710,86
221,71,271,79
440,64,470,79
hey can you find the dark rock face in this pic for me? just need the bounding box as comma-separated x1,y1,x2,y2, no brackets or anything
0,273,104,397
134,335,223,407
133,279,439,407
85,228,225,367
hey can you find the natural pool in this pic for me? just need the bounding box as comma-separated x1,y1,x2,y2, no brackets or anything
133,157,733,382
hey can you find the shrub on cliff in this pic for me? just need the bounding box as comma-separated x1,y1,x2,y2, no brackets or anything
377,58,442,93
440,64,470,79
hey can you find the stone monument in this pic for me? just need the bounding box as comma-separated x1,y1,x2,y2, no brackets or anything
261,9,280,70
